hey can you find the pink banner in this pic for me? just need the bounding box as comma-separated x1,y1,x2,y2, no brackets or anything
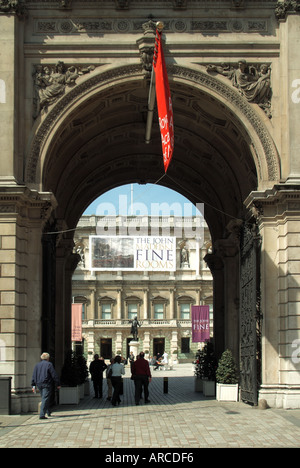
72,304,82,341
192,305,210,342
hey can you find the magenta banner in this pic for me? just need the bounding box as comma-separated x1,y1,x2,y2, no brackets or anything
192,305,210,342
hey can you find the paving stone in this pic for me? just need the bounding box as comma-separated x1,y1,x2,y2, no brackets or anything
0,364,300,448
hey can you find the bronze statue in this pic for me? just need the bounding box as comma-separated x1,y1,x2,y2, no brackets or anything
130,316,141,341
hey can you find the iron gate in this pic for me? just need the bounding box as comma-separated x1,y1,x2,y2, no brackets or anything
239,222,262,405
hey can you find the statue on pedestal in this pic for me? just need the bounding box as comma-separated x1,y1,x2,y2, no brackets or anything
130,316,141,341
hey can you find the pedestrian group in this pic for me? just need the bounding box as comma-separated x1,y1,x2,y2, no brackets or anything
32,350,169,417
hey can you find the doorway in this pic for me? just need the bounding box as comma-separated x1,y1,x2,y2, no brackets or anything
153,338,165,357
100,338,112,359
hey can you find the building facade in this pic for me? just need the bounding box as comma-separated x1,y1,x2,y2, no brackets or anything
72,215,213,363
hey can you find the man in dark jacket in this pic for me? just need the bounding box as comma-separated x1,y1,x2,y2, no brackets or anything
131,352,152,405
31,353,60,419
89,354,107,398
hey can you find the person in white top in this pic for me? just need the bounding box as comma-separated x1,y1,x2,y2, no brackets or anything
110,355,125,406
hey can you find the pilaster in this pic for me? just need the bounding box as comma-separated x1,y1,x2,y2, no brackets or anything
0,186,56,413
246,185,300,408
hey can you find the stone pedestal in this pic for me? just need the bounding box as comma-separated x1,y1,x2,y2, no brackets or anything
129,341,140,358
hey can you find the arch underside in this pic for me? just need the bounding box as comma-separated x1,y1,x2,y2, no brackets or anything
26,64,280,241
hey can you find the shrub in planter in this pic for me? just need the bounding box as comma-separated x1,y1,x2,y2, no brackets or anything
202,342,217,397
194,348,205,392
216,349,238,384
194,348,205,379
216,349,239,401
60,350,80,387
59,350,81,404
203,342,217,381
74,346,89,385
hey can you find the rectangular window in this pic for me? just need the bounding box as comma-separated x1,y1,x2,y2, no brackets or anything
180,303,190,320
102,304,111,320
128,303,138,320
154,303,164,320
181,337,190,353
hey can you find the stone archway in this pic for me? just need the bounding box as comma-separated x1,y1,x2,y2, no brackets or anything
23,62,281,407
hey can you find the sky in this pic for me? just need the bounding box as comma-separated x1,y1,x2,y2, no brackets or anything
83,183,203,217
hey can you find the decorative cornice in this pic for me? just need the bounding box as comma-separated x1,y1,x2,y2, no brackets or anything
0,186,57,227
0,0,27,18
275,0,300,20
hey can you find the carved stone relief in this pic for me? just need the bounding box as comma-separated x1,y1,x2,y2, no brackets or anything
207,60,272,117
33,61,96,118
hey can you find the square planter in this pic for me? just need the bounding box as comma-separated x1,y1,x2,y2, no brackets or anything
59,386,80,405
203,380,215,397
194,377,203,392
216,383,239,401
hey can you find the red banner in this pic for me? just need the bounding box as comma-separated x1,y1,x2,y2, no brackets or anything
192,305,210,343
153,30,174,172
72,304,82,341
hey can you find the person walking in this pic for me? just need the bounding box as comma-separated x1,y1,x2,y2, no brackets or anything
131,351,152,405
106,358,114,401
110,355,125,406
31,352,61,419
89,355,107,398
129,351,135,371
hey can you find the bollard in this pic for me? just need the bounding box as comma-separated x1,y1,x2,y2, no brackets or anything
163,376,168,393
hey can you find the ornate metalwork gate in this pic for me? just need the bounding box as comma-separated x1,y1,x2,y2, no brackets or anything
239,222,262,405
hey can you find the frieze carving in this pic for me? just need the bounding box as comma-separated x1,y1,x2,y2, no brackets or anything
33,61,96,118
34,18,268,35
207,60,272,118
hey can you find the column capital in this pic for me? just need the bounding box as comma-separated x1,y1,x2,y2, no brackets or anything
245,184,300,220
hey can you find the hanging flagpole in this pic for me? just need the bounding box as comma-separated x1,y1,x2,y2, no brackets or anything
145,67,156,144
145,21,174,173
145,22,164,145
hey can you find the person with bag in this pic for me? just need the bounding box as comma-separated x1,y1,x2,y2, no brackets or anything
110,355,125,406
131,351,152,405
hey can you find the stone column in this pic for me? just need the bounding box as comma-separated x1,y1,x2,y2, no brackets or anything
246,186,300,408
0,14,20,185
282,15,300,183
88,288,96,320
143,289,148,319
169,288,175,319
214,221,241,364
117,289,122,320
204,252,225,359
0,187,56,413
55,237,80,376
